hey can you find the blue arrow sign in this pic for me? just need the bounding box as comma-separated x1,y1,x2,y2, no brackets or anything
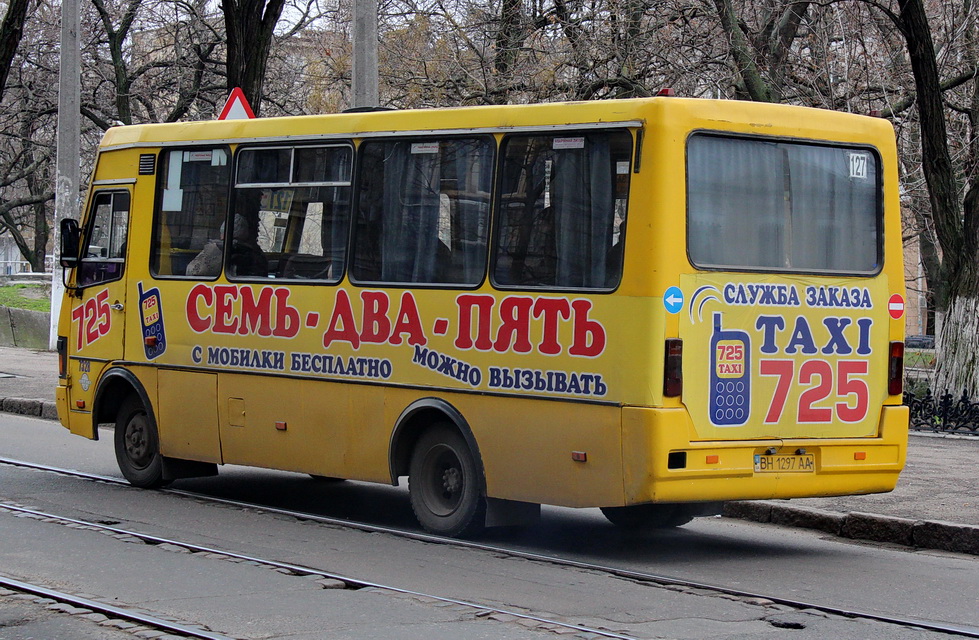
664,286,684,314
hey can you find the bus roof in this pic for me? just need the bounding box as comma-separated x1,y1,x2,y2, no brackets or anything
97,97,894,150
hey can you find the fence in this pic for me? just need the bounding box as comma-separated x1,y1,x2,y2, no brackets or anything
905,388,979,436
0,260,32,276
902,343,979,435
904,345,979,434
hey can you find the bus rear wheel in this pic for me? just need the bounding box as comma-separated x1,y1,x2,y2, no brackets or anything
114,395,169,489
600,504,694,529
408,425,485,538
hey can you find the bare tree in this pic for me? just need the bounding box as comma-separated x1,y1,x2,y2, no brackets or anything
888,0,979,395
221,0,287,115
0,0,31,101
0,0,57,272
82,0,224,129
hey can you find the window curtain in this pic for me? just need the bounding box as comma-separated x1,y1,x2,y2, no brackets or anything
786,146,878,272
380,143,440,282
446,140,492,283
551,137,614,288
321,187,350,276
687,137,784,269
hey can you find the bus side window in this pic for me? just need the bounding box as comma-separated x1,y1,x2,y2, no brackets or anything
351,137,492,286
493,131,631,291
232,144,352,282
151,147,231,278
77,191,130,288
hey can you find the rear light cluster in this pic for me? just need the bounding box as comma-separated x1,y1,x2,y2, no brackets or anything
57,336,68,378
663,338,903,398
888,341,904,396
664,338,682,397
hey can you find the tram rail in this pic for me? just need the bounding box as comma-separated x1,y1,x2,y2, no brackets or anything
0,574,234,640
2,455,978,639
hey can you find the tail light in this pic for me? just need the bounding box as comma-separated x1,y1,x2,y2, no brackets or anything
888,341,904,396
57,336,68,378
664,338,683,397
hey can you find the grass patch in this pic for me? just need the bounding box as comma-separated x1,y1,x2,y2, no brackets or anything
905,348,936,370
0,284,51,312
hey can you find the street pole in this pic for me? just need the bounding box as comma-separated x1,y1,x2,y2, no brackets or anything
352,0,378,108
50,0,80,348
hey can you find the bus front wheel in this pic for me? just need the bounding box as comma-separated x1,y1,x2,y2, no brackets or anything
600,504,695,529
114,395,169,489
408,425,485,538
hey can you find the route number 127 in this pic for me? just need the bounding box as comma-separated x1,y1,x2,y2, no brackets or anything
759,359,869,424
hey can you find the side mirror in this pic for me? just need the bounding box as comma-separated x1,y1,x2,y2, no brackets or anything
60,218,81,268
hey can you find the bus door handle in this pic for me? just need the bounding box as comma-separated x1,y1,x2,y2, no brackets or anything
110,302,124,311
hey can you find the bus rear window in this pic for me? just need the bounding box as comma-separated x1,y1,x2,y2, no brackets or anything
686,134,881,274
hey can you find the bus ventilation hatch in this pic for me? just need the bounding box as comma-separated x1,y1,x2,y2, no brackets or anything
138,154,156,175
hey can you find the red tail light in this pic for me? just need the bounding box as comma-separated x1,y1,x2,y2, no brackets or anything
888,341,904,396
664,338,683,397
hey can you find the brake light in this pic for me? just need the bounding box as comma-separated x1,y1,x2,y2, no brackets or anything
57,336,68,378
664,338,683,397
888,341,904,396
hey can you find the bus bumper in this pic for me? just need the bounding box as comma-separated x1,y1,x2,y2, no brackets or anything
56,381,97,440
620,405,909,505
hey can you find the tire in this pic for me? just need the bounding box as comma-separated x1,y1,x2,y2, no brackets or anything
408,424,485,538
600,503,695,530
114,394,169,488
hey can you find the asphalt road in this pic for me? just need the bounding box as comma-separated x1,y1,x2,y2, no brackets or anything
2,344,978,529
2,412,978,639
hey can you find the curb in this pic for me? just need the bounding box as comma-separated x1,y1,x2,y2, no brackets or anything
0,397,59,421
723,501,979,556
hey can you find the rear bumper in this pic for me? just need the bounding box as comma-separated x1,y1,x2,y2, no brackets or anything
56,381,97,439
621,405,908,505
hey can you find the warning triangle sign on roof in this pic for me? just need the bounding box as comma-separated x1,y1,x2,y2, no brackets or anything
218,87,255,120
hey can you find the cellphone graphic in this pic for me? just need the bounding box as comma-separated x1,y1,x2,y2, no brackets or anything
709,313,750,426
138,281,167,360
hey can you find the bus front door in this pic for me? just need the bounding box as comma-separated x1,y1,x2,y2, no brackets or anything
65,190,131,435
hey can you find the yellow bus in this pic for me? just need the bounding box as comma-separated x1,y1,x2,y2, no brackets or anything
55,97,908,537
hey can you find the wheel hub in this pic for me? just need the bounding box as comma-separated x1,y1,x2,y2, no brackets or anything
442,467,462,495
125,416,150,464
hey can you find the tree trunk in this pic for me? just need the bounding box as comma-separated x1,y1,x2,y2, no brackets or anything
491,0,523,104
897,0,979,395
712,0,775,102
0,0,30,102
91,0,140,125
222,0,286,116
25,162,49,273
934,274,979,396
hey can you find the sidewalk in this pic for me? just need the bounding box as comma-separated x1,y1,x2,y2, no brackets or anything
1,345,977,554
0,345,58,419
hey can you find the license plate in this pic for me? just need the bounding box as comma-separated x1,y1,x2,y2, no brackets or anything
753,453,814,473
